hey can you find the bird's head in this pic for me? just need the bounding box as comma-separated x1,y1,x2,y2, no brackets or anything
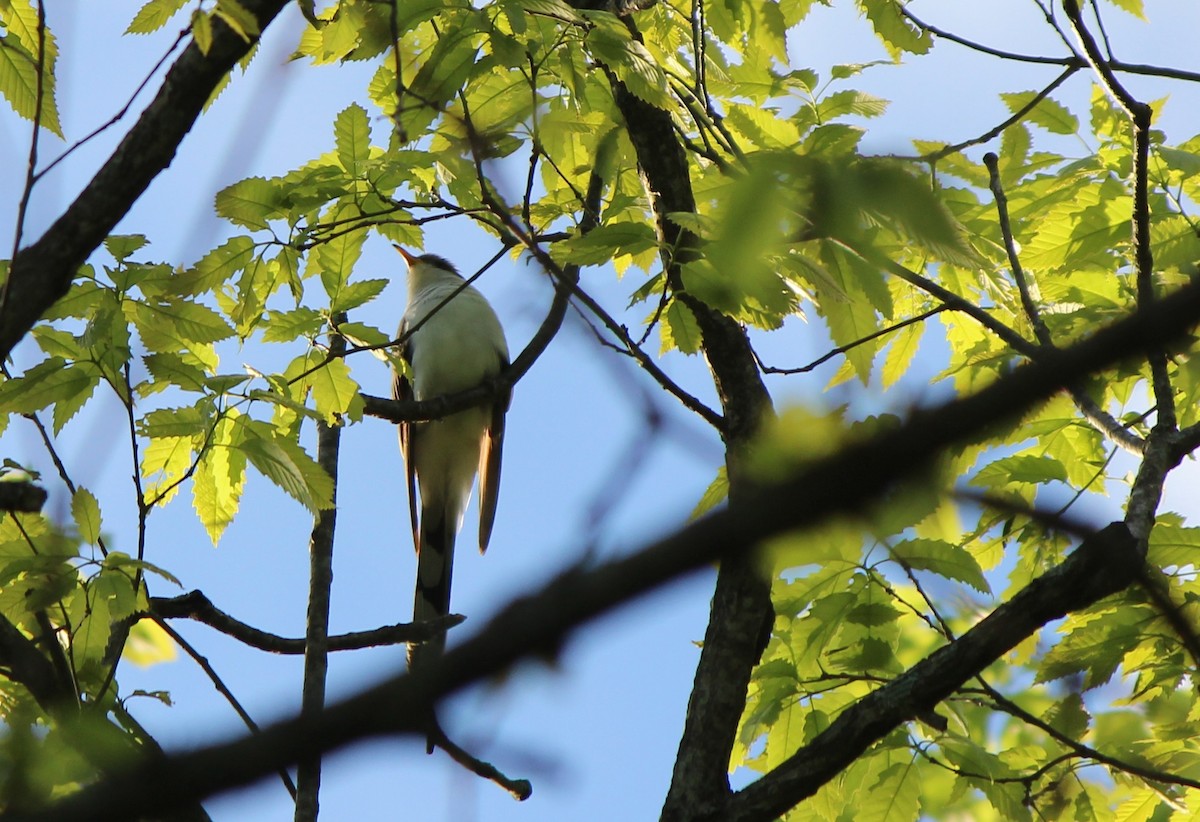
394,245,461,280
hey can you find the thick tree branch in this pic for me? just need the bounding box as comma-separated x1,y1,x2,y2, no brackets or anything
0,0,291,360
9,272,1200,822
594,24,775,820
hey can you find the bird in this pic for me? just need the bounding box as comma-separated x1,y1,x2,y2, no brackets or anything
392,246,510,678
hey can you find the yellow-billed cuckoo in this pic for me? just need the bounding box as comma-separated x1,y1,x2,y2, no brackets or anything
392,246,510,675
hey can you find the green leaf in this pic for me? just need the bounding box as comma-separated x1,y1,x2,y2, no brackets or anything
314,217,367,300
880,318,923,390
335,103,371,178
51,364,101,435
857,0,932,59
1000,91,1079,135
179,236,255,296
0,359,93,415
215,0,259,41
971,454,1068,488
662,300,702,355
103,234,150,262
215,177,284,230
558,222,659,266
141,353,209,394
331,277,387,313
0,0,62,136
691,466,728,519
139,406,210,439
816,89,889,122
1045,692,1090,739
141,436,194,507
192,414,245,545
889,538,991,593
309,358,361,422
71,488,102,545
515,0,583,23
408,22,483,110
1148,521,1200,568
262,307,325,343
860,760,922,822
192,9,213,54
126,0,188,34
1036,611,1140,689
130,299,235,349
1104,0,1145,20
336,321,392,350
586,24,672,109
241,425,333,513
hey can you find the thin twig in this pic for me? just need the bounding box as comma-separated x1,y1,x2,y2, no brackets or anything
915,67,1078,164
757,305,949,375
873,249,1145,455
973,683,1200,791
900,5,1200,83
984,153,1051,346
428,724,532,801
3,0,48,318
1063,0,1174,430
153,617,297,799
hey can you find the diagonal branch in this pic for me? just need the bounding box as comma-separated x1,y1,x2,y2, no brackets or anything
0,0,291,360
725,522,1141,822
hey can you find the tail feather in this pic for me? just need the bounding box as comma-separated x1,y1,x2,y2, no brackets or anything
408,507,456,671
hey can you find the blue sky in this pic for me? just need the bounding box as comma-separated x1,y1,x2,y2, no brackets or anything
1,2,1199,821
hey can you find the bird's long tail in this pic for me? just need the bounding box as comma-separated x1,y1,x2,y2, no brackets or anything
409,504,456,753
409,506,455,671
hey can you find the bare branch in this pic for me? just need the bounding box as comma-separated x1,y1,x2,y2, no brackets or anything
150,591,463,654
428,724,533,801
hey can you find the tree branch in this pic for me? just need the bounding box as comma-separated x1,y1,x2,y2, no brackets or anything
725,522,1141,822
149,591,463,654
0,0,291,360
1063,0,1174,431
295,323,344,821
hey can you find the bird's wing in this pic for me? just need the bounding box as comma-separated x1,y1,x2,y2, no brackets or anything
477,353,511,554
393,334,420,554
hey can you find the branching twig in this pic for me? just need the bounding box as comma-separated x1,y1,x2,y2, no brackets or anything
974,682,1200,791
900,5,1200,83
983,153,1052,346
876,250,1145,455
1062,0,1174,431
